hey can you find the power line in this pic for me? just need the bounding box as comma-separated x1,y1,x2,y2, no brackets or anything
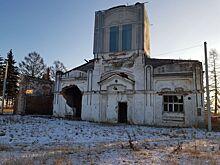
154,44,203,56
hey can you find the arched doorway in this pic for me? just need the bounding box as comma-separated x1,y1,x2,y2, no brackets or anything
62,85,82,118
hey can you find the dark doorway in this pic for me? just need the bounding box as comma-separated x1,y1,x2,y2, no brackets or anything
118,102,127,123
62,85,82,118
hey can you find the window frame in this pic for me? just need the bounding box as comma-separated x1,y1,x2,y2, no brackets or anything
109,24,132,52
109,26,119,52
122,24,132,51
163,95,184,113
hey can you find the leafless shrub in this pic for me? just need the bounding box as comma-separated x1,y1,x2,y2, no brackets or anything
124,130,140,151
171,141,182,154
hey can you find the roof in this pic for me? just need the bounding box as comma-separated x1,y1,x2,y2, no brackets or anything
96,2,144,13
63,57,201,75
145,58,201,68
64,59,95,74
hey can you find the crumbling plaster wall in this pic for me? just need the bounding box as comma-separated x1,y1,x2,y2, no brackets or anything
82,58,204,127
53,2,204,127
153,77,194,127
81,52,155,125
93,3,150,57
53,70,87,117
54,55,204,127
152,62,204,127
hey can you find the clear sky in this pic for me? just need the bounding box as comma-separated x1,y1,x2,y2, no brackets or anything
0,0,220,69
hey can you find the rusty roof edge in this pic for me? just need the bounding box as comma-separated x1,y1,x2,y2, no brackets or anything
145,58,202,68
63,59,95,75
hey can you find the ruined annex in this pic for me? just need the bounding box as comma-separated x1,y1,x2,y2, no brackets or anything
17,75,54,115
53,3,204,127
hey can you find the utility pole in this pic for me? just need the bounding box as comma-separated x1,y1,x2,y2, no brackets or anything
204,42,212,131
1,61,8,114
213,59,218,114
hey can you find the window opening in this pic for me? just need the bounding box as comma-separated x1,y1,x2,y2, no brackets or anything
163,95,184,113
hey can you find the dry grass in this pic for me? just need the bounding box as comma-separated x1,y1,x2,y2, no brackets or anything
3,108,14,114
2,143,220,165
2,154,74,165
0,144,11,151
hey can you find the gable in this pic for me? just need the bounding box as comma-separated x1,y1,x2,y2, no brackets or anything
98,74,135,91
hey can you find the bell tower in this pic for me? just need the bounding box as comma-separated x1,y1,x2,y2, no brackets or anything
93,2,150,59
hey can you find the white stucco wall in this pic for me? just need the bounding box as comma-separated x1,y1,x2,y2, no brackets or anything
53,70,87,118
53,3,204,127
53,57,204,128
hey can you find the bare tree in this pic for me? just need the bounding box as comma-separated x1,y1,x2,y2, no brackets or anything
50,60,67,80
209,49,220,114
19,52,46,78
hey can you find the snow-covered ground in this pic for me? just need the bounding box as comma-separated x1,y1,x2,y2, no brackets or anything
0,115,220,165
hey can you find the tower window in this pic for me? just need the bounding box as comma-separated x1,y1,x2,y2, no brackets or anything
110,26,119,52
122,24,132,51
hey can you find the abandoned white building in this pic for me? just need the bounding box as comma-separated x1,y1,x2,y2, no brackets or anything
53,3,204,127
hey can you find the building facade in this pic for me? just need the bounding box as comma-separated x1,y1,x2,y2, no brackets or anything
16,75,54,115
53,3,204,127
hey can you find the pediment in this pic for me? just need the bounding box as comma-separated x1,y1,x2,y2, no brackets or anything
99,73,135,91
99,73,134,85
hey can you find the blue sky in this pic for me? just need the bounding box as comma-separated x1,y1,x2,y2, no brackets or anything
0,0,220,69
